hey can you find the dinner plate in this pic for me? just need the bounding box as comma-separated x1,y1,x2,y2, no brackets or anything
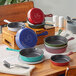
18,55,45,64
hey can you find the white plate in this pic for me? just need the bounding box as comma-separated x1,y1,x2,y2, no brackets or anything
18,56,45,64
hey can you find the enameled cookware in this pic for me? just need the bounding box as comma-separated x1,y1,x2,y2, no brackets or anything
4,19,25,32
6,48,44,62
44,37,74,53
45,44,67,49
67,20,76,34
27,18,53,29
16,27,48,49
44,36,74,47
27,8,53,24
50,52,74,66
45,45,67,54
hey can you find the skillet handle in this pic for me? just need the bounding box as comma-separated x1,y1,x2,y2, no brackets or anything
68,37,74,41
4,19,11,24
57,29,63,36
44,14,53,17
44,24,54,26
37,31,48,37
66,51,74,56
6,48,20,52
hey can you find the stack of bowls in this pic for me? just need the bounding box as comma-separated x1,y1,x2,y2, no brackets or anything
44,35,68,54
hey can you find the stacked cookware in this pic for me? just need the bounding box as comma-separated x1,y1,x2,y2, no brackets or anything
44,29,74,54
27,8,53,29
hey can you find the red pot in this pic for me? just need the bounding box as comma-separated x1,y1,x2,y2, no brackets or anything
27,8,53,24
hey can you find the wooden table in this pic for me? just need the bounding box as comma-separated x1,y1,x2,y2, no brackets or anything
0,28,76,76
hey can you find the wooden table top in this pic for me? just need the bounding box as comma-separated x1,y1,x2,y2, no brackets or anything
0,27,76,76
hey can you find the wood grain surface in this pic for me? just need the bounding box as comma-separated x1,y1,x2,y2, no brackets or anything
65,66,76,76
0,1,34,25
1,33,76,76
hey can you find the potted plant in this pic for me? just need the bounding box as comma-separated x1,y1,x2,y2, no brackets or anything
0,0,29,5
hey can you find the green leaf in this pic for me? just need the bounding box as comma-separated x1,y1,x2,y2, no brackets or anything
0,0,6,5
11,0,17,4
0,0,3,2
17,0,20,3
21,0,27,2
7,0,12,5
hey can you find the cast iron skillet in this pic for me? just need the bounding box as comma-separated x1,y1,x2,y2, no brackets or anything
4,19,25,32
50,52,74,66
27,8,53,24
44,35,68,47
27,18,53,29
27,18,45,28
6,48,44,62
44,35,74,47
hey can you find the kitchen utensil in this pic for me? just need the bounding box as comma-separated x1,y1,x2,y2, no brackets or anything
3,60,29,69
45,44,67,49
27,18,45,26
6,48,44,62
45,45,67,54
4,19,25,32
27,18,54,29
27,8,53,24
44,37,74,53
67,18,76,34
18,55,45,64
72,18,76,21
64,33,69,37
57,29,63,36
44,35,67,47
44,36,74,47
15,27,48,49
66,16,73,23
50,52,74,66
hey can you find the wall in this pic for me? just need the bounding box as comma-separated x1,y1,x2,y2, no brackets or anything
33,0,76,21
